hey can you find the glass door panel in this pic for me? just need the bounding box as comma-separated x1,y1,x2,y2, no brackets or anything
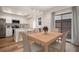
55,13,72,41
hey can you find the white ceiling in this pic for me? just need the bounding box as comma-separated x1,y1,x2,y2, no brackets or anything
2,6,54,11
0,6,72,17
0,6,48,17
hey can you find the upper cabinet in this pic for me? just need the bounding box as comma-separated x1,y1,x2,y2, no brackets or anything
6,19,12,23
5,17,12,23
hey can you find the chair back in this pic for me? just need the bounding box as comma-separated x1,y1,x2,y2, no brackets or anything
33,28,39,32
19,32,30,52
60,31,69,51
53,28,59,32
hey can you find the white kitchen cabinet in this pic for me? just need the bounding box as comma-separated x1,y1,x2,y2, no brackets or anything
6,28,12,37
6,17,12,23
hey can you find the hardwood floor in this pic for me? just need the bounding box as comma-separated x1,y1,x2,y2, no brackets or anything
0,37,79,52
0,37,23,52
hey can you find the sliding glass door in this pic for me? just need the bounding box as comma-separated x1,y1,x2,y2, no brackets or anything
55,13,72,41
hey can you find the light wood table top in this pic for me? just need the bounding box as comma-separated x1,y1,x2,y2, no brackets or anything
28,32,63,44
28,32,63,52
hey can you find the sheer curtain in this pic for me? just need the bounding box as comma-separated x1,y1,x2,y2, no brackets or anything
51,12,55,32
72,6,79,45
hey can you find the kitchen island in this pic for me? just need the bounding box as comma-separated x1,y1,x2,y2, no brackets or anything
14,28,33,42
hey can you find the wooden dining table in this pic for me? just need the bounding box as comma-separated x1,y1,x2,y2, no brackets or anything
27,32,63,52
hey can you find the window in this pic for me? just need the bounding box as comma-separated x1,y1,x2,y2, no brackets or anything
38,17,42,25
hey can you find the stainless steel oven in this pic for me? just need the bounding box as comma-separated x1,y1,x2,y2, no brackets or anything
12,20,20,36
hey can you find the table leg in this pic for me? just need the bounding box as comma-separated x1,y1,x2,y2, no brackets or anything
44,44,48,52
28,39,33,52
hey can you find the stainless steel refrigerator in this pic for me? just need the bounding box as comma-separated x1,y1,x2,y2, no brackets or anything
0,18,6,38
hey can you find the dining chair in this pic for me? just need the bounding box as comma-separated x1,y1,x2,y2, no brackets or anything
33,28,39,32
19,32,43,52
49,31,68,52
53,28,59,32
53,28,62,42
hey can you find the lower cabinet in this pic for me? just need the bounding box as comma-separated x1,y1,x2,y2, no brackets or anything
6,28,12,37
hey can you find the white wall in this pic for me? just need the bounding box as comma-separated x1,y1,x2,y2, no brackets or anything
42,12,52,32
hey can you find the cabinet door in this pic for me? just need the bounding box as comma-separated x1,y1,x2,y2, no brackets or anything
6,28,12,37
